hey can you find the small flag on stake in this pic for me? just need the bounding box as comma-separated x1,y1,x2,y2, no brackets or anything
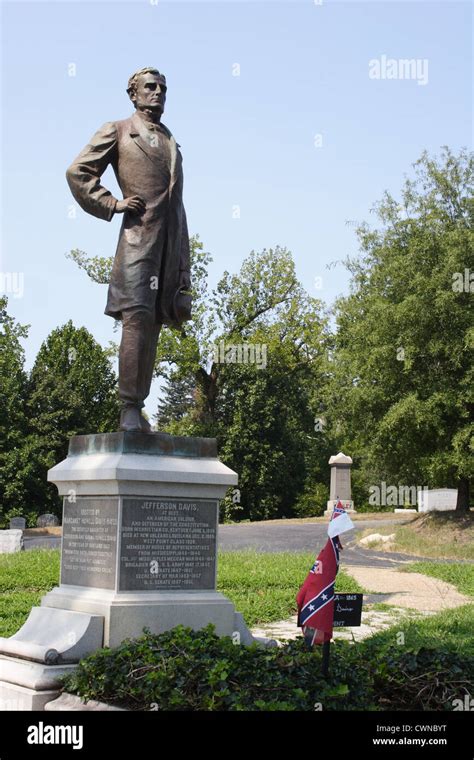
296,501,354,648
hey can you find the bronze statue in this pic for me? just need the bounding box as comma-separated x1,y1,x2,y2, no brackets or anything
66,67,191,433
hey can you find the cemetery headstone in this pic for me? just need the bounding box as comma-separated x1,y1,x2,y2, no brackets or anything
418,488,457,512
36,514,59,528
9,517,26,531
0,530,23,554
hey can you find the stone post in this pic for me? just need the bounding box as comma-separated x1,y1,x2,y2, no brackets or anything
324,452,355,516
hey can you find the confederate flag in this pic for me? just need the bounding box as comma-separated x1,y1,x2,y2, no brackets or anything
296,500,354,647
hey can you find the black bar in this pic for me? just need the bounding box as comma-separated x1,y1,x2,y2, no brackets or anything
1,711,472,758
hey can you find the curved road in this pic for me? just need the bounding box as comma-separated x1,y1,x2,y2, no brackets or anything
218,519,431,568
23,517,438,569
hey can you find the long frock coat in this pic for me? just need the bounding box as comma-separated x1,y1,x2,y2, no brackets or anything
66,112,191,325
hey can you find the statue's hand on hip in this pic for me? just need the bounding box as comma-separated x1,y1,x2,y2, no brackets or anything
116,196,146,215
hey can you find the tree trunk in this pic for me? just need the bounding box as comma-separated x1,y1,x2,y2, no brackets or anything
455,477,470,512
194,365,218,427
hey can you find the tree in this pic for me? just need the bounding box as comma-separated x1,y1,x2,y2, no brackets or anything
0,298,31,525
327,148,473,511
24,321,121,516
215,322,330,520
156,371,196,434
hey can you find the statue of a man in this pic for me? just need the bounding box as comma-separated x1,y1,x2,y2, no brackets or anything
66,67,191,433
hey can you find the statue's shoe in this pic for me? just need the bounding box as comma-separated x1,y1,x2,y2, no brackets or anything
139,413,153,434
119,406,143,433
119,406,154,434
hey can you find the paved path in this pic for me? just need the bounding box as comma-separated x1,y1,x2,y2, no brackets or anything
223,519,472,641
23,536,61,550
251,608,431,644
252,565,471,643
345,565,470,610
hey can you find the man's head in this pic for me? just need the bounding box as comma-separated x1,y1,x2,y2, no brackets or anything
127,67,167,115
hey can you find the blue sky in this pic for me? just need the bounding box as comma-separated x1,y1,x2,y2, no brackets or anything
1,0,472,415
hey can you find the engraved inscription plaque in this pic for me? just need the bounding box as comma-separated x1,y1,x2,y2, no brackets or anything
119,498,217,591
61,497,119,589
330,467,351,500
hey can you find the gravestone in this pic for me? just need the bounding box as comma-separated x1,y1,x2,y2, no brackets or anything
418,488,457,512
9,517,26,531
0,530,23,554
324,452,355,515
37,514,59,528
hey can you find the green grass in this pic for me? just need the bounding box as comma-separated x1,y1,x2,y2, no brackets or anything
0,548,60,592
0,591,47,637
0,549,60,637
0,548,364,635
370,602,396,613
218,550,364,626
363,603,474,658
402,562,474,597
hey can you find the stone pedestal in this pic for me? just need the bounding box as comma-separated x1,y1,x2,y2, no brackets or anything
324,451,356,516
0,432,254,709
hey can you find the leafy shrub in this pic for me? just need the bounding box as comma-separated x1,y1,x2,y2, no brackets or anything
370,646,474,711
61,625,373,711
61,625,474,711
353,502,394,513
293,483,328,517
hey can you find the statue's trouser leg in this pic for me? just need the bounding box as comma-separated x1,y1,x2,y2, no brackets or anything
119,307,162,409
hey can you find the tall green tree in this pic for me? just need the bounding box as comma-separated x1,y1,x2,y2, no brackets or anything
0,298,31,525
156,372,196,434
215,321,331,520
327,148,473,511
25,321,121,516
